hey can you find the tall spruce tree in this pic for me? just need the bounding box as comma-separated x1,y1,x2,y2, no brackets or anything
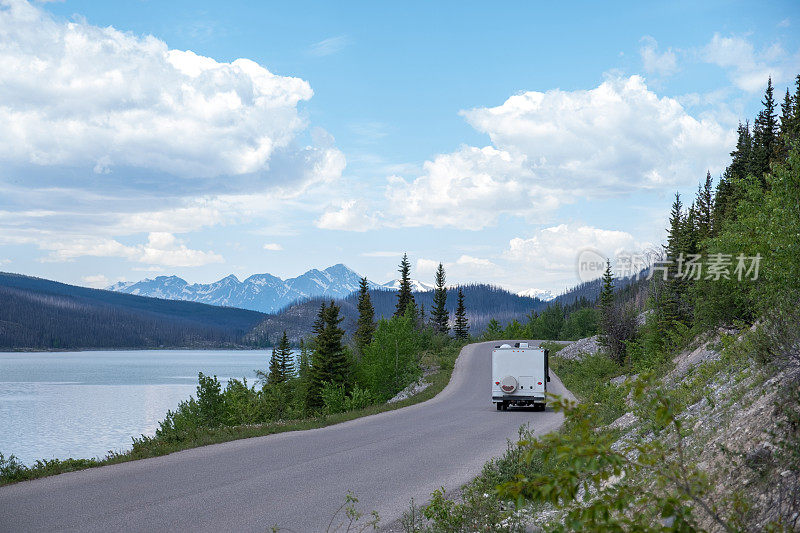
275,331,294,380
662,193,688,325
431,263,449,335
714,122,753,227
789,75,800,144
779,88,794,159
598,260,615,348
753,77,779,177
307,301,349,409
695,172,714,243
729,121,754,180
453,288,469,339
267,347,281,385
312,301,327,336
353,277,376,356
394,253,415,317
266,332,294,384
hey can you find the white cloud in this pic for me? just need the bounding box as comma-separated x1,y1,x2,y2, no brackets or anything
315,200,379,232
384,76,732,230
463,76,731,192
701,33,800,92
0,0,339,186
308,35,350,57
81,274,111,288
43,232,224,267
778,18,790,28
386,145,564,230
0,1,348,267
116,205,225,234
504,224,644,275
416,254,500,283
640,36,678,76
455,254,496,270
263,243,283,251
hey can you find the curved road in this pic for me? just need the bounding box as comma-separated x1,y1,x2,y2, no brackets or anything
0,340,573,532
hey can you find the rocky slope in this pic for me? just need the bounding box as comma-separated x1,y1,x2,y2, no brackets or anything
525,329,800,531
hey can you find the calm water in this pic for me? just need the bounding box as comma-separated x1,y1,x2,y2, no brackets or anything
0,350,278,465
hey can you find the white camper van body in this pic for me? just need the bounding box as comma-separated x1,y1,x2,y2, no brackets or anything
491,342,549,411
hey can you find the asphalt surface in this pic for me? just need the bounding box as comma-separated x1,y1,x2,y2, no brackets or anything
0,340,573,532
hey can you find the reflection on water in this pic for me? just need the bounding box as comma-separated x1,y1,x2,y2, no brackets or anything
0,349,276,465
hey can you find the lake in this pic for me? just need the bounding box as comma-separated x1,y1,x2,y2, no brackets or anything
0,349,279,465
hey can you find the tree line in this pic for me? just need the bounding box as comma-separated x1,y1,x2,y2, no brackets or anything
0,283,262,349
595,74,800,368
156,254,471,438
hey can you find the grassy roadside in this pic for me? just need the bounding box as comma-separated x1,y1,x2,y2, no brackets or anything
0,341,465,487
399,342,627,531
402,328,799,531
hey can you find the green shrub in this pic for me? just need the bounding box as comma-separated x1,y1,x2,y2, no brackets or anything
346,384,374,411
321,381,348,414
559,307,598,340
359,315,422,401
0,453,27,483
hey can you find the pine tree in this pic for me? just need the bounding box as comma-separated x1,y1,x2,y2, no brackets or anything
307,301,350,409
779,80,800,158
695,172,714,243
790,75,800,144
267,347,281,384
665,191,683,255
453,288,469,339
598,260,615,347
753,77,779,177
714,122,753,227
431,263,449,335
266,332,294,384
353,277,375,356
394,253,415,317
276,331,295,380
312,301,327,336
728,121,754,181
779,88,794,160
662,193,689,326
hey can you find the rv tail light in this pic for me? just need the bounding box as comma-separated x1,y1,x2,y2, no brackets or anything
537,381,542,385
495,381,500,385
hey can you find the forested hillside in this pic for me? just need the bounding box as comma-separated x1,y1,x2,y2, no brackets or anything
0,273,266,349
247,283,553,345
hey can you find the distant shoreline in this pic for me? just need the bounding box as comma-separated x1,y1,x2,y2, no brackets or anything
0,346,272,353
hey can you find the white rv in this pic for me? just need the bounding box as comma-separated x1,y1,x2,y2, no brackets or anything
491,342,549,411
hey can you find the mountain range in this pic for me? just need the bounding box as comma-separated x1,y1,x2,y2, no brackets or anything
0,272,265,350
109,264,436,313
516,288,556,301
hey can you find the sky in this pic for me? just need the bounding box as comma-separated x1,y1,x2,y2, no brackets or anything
0,0,798,295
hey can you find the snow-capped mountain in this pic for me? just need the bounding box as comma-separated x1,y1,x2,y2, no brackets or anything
109,264,381,314
380,279,436,292
517,288,556,301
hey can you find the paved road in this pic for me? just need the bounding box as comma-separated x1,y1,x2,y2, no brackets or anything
0,340,573,532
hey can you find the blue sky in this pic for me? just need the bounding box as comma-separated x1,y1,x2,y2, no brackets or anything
0,0,798,294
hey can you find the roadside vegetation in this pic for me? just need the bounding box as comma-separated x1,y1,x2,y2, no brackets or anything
0,255,471,485
401,74,800,532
